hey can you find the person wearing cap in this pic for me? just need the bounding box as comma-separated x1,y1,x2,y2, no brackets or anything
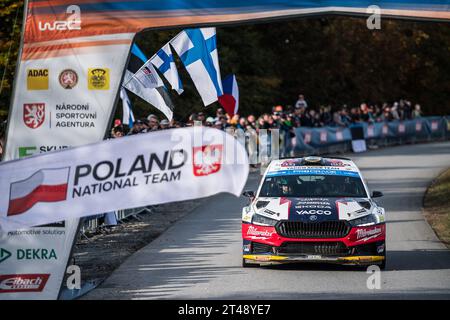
160,119,170,130
111,125,125,138
214,120,223,130
206,116,215,125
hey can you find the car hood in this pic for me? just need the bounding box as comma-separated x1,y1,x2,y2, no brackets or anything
253,197,373,222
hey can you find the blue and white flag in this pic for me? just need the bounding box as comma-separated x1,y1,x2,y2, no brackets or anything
170,27,223,106
120,87,135,127
150,43,184,95
123,44,174,120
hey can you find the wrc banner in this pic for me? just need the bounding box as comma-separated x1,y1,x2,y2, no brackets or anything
0,127,249,232
2,3,133,301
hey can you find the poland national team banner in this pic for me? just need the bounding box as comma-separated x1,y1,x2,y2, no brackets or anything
0,127,249,232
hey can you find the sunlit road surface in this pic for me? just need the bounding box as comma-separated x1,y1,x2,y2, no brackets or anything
84,141,450,299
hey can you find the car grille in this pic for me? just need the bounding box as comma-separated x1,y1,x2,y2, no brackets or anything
252,242,273,254
276,221,351,238
277,242,350,256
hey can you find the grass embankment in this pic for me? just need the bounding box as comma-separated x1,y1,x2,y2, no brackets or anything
424,169,450,248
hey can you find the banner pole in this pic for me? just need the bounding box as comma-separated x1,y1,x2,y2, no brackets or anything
56,38,135,300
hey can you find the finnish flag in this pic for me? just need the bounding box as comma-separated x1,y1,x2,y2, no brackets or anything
170,28,223,106
150,43,184,95
123,44,174,120
120,87,135,127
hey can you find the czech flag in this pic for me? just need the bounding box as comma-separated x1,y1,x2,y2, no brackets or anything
218,74,239,116
7,168,69,216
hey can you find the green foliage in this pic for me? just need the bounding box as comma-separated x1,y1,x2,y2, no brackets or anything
0,0,23,119
131,17,450,120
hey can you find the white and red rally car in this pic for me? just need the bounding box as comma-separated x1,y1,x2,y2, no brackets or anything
242,156,386,268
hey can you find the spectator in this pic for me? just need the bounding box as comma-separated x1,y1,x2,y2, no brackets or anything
295,94,308,109
111,125,125,138
160,119,170,129
412,104,422,118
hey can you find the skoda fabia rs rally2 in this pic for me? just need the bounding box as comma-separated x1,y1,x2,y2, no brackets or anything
241,156,386,269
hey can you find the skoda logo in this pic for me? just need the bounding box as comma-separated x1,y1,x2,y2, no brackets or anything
309,215,318,221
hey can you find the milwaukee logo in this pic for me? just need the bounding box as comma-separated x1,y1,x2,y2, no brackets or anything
38,5,81,31
356,227,382,240
246,226,273,237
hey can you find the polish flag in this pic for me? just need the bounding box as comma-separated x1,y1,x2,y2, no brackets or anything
7,168,69,217
218,74,239,116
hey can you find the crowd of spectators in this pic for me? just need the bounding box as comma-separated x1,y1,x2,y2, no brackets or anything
110,94,425,138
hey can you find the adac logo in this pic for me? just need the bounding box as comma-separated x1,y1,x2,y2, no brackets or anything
0,248,12,263
59,69,78,89
88,68,110,90
27,69,48,90
23,103,45,129
192,144,223,177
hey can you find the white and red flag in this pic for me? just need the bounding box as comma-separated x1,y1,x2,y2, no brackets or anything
7,168,69,217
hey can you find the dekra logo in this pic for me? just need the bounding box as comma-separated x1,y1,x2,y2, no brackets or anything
0,248,12,263
17,248,57,260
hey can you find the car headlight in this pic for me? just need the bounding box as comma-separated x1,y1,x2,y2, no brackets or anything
252,213,277,226
349,213,381,227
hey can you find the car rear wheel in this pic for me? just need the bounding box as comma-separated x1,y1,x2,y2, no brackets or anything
242,258,259,268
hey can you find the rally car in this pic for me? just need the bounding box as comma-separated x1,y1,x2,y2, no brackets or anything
241,156,386,269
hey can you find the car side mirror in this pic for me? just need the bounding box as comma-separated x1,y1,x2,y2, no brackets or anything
372,191,383,198
242,190,255,200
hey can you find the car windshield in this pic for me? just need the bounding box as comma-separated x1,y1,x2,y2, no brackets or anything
259,174,367,198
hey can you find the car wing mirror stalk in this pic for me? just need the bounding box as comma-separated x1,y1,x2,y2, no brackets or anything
242,190,255,202
372,191,383,198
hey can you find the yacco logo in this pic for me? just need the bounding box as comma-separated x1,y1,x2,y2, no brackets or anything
296,210,332,215
0,274,50,293
38,5,81,31
0,248,12,263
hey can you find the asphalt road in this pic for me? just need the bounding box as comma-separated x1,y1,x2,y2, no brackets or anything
84,141,450,299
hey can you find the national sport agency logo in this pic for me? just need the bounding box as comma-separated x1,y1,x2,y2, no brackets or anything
192,144,223,176
59,69,78,89
88,68,110,90
23,103,45,129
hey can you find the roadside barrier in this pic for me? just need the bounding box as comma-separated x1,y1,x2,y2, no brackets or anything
79,116,449,235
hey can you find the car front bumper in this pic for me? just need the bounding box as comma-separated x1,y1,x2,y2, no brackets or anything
242,254,385,265
242,222,386,265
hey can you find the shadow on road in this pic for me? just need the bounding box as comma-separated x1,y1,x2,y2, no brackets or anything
260,248,450,272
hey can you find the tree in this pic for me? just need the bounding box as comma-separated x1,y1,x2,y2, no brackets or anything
0,0,23,119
